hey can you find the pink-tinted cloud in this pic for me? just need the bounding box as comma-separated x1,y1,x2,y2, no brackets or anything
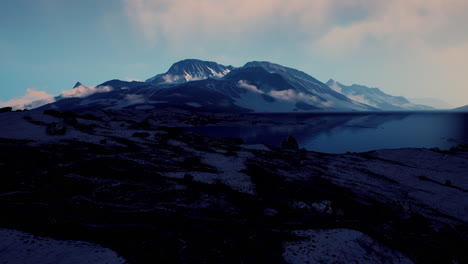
123,0,468,54
123,0,339,46
0,88,55,110
122,0,468,106
314,0,468,55
124,77,143,82
60,84,113,98
238,80,263,94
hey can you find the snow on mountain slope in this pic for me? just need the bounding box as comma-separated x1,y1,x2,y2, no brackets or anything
409,97,454,109
453,104,468,111
40,60,374,112
146,59,234,84
39,59,453,112
240,62,375,111
326,79,433,110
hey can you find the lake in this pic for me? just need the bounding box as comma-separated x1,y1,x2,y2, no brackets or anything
187,112,468,153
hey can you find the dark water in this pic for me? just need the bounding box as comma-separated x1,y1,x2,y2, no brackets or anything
188,113,468,153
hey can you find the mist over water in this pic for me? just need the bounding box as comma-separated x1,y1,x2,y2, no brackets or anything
188,113,468,153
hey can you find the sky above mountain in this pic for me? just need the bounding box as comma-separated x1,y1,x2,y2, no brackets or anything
1,0,468,107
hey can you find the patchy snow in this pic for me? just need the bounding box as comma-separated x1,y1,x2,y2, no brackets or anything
185,102,202,108
163,140,256,195
0,111,141,148
0,228,125,264
233,88,296,113
283,229,413,264
0,112,106,145
317,148,468,223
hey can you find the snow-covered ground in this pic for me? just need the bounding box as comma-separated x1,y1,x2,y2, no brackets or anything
0,109,466,263
283,229,413,264
314,148,468,223
0,229,125,264
162,139,257,195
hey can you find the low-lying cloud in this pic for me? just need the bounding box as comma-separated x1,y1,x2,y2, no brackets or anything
60,84,113,98
0,84,116,110
125,77,143,82
238,81,334,108
347,94,376,107
124,94,146,104
0,89,55,110
270,89,319,104
238,80,263,94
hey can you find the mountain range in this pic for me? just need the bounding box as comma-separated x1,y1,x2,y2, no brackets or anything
454,105,468,111
326,79,433,111
23,59,439,112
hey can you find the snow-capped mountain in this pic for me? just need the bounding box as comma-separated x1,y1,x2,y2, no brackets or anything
409,97,453,109
39,59,376,112
326,79,433,111
237,61,373,111
453,104,468,111
146,59,235,84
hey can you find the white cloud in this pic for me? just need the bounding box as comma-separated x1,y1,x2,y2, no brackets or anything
0,89,55,110
268,89,334,108
347,94,376,107
124,77,143,82
60,84,113,98
124,94,146,104
122,0,336,46
121,0,468,106
329,82,342,93
123,0,468,50
237,80,263,94
269,89,317,103
313,0,468,56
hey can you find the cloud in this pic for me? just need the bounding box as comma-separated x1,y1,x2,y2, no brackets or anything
124,77,143,82
0,88,55,110
123,0,468,49
329,82,342,93
313,0,468,56
122,0,468,62
238,80,263,94
124,94,146,104
121,0,468,106
60,84,113,98
122,0,345,46
347,94,376,107
269,89,318,103
269,89,334,108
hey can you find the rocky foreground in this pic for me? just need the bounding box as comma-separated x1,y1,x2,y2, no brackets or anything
0,109,467,263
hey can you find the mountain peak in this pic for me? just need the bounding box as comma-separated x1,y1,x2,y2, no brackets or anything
243,61,288,72
327,80,433,110
146,59,234,84
73,82,83,88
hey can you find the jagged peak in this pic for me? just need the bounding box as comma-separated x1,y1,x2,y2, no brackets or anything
146,59,234,84
73,82,84,88
168,59,233,73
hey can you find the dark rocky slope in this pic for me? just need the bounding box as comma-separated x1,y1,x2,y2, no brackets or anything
0,109,466,263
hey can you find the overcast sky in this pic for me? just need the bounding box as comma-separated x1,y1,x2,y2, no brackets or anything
1,0,468,107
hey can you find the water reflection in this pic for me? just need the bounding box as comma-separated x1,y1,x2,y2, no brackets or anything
188,113,468,153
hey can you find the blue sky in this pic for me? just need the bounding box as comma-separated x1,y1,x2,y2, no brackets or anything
1,0,468,107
